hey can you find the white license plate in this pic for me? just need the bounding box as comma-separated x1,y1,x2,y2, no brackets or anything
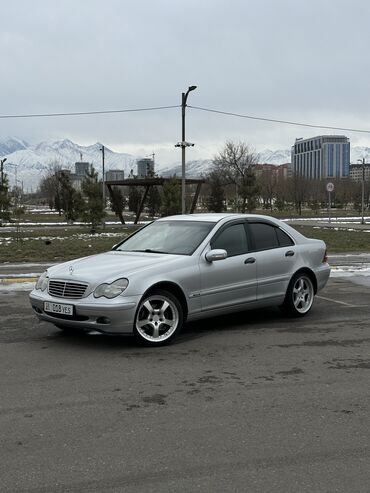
44,301,74,316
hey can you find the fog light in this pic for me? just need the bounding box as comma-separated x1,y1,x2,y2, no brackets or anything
97,316,111,325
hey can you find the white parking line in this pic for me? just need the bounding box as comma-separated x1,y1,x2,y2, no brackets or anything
316,295,358,307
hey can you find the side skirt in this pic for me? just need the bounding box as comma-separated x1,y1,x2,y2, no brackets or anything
187,296,284,322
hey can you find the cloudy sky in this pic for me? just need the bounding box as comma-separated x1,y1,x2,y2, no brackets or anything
2,0,370,164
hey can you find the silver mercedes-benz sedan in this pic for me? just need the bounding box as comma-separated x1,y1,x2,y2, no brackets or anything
30,213,330,345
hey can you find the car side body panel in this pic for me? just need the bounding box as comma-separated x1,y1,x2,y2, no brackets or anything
198,252,257,311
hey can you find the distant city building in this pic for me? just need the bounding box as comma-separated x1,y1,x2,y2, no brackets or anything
255,163,289,180
349,163,370,181
105,169,125,182
137,158,154,178
69,161,91,190
75,161,90,176
291,135,350,179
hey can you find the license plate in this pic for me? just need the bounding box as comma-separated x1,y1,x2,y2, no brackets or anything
44,301,74,316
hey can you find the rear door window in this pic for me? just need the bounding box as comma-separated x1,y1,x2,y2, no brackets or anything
249,223,295,251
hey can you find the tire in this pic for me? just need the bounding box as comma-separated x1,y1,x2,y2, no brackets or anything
280,273,315,317
134,289,183,346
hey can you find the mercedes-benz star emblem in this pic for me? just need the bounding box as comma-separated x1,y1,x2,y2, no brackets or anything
69,265,74,275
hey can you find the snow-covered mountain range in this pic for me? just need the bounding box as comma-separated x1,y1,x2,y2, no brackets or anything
1,137,369,191
0,138,137,191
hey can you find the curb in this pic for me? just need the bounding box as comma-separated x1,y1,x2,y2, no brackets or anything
0,277,37,284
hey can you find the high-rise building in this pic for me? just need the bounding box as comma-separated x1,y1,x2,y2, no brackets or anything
291,136,350,179
137,158,154,178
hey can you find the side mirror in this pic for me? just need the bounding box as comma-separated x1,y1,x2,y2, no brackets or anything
205,249,227,262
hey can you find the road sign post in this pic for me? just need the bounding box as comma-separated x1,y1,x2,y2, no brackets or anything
326,182,334,224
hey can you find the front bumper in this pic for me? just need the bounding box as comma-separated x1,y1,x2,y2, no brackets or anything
29,289,141,334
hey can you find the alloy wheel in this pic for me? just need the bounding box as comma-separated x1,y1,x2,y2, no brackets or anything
135,294,180,343
292,276,314,314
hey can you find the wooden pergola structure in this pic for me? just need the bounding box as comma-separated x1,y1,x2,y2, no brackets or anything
105,177,205,224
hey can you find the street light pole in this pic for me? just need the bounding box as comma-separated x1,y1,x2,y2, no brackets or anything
100,145,106,205
181,92,186,214
358,158,366,225
176,85,197,214
100,145,106,228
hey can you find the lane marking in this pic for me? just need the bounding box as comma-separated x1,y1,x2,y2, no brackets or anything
316,295,358,307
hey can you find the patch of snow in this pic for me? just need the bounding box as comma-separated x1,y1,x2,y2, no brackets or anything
331,266,370,276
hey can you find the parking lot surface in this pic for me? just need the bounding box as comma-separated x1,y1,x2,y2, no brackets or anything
1,277,370,492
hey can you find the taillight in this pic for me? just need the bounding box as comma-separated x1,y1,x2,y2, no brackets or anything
322,248,328,263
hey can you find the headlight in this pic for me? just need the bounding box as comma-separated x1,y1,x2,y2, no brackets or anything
94,278,129,299
35,271,48,291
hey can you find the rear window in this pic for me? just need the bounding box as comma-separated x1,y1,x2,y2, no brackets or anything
276,228,294,247
250,223,294,250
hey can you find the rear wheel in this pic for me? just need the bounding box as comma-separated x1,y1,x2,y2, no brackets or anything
134,289,183,346
280,273,315,317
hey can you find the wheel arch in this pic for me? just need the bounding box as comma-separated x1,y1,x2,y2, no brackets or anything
141,281,188,321
291,267,318,294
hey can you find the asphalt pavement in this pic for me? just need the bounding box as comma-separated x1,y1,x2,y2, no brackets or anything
1,276,370,492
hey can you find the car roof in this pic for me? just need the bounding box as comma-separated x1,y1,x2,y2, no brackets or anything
157,213,276,223
156,213,308,244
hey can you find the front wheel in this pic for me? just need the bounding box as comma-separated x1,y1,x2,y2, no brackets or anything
280,273,315,317
134,289,183,346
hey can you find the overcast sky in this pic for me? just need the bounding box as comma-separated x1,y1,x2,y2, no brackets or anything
2,0,370,164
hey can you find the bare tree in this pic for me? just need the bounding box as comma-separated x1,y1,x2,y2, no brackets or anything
274,174,290,212
212,141,259,212
288,173,308,215
38,161,84,220
38,161,64,212
306,179,326,215
258,172,277,211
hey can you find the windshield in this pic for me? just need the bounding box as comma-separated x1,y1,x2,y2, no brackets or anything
116,220,215,255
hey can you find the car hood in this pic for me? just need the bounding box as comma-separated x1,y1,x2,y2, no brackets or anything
47,251,182,283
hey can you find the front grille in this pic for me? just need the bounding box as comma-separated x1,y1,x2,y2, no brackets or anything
48,280,88,299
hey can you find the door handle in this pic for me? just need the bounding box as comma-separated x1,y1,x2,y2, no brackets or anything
244,257,256,264
285,250,295,257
